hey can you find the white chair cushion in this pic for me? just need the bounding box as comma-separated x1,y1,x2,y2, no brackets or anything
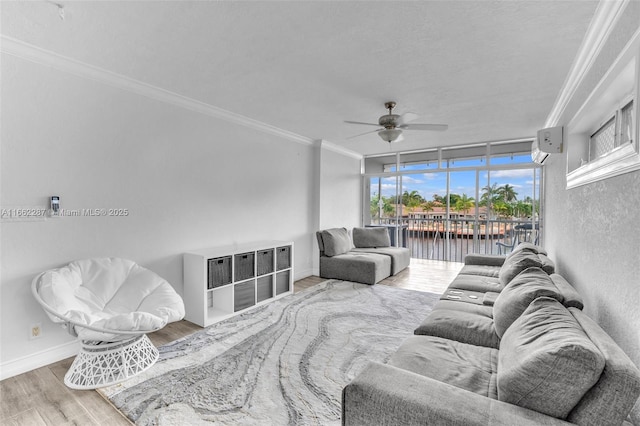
37,258,184,340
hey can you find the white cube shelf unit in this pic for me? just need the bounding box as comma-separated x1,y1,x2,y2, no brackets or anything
183,241,294,327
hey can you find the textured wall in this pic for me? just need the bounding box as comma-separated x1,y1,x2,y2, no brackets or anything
544,3,640,423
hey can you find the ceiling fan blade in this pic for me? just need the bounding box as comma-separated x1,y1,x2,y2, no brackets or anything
347,128,382,139
398,112,419,126
344,120,380,127
400,123,449,131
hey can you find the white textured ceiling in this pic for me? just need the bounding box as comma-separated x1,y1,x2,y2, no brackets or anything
2,0,599,155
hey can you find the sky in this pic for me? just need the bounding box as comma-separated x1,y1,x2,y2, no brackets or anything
370,155,540,202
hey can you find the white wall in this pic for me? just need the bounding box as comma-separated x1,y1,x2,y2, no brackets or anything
543,3,640,423
318,142,362,230
312,142,363,274
0,53,360,377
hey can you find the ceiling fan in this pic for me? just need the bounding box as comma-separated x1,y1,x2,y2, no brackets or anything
345,101,448,143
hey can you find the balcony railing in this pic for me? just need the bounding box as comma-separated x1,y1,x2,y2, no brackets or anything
370,217,539,263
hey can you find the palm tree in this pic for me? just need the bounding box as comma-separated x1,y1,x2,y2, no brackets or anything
480,183,500,206
480,183,500,218
493,200,510,218
421,200,436,213
513,200,532,218
498,184,518,203
454,194,475,216
402,190,424,211
448,193,461,207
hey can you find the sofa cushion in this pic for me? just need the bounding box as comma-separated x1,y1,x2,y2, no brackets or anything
319,252,391,285
458,264,501,278
463,253,506,267
537,254,556,275
351,247,410,275
550,274,584,310
498,250,546,287
498,297,605,419
320,228,351,257
414,308,499,348
447,274,503,293
507,242,547,257
352,227,390,248
432,300,494,316
389,335,499,399
566,308,640,425
493,267,563,338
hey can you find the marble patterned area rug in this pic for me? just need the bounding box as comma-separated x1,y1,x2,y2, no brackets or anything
99,280,441,425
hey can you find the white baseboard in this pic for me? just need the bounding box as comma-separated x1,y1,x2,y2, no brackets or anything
0,340,80,381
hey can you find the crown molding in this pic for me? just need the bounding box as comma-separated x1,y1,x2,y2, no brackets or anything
0,36,315,146
318,140,363,160
545,0,629,128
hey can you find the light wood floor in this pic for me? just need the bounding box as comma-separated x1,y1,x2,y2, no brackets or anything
0,259,462,426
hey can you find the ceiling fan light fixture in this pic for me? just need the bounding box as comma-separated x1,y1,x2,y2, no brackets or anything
345,101,448,143
378,128,403,143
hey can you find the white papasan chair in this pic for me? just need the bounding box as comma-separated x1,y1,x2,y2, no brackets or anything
32,257,185,390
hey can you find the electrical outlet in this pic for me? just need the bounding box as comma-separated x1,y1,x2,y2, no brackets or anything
30,323,42,340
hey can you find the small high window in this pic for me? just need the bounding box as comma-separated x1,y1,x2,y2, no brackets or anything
565,34,639,189
589,99,634,162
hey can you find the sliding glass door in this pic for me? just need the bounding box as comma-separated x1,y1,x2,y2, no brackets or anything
363,141,542,262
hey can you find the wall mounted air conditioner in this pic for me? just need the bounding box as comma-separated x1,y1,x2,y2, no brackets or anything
532,126,563,164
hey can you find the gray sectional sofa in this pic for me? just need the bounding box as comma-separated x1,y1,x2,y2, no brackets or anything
343,243,640,425
316,227,410,285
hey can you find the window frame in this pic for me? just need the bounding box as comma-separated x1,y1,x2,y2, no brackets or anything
587,95,634,163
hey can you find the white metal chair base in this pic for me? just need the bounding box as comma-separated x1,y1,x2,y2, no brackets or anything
64,334,159,390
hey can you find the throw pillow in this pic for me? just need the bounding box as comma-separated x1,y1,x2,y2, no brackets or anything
498,250,544,287
497,297,605,419
321,228,352,257
352,227,391,248
492,267,562,338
